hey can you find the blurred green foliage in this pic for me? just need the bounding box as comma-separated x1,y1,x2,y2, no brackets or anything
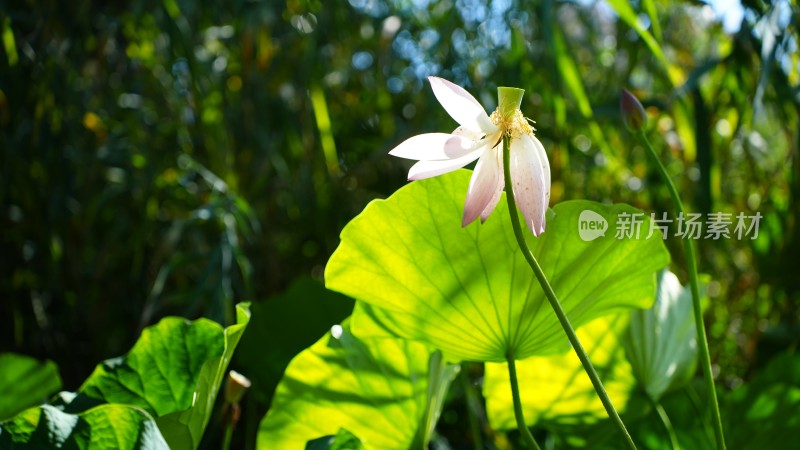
1,0,799,448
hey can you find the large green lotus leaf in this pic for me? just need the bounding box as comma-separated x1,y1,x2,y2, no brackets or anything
625,270,698,400
258,321,459,450
484,270,700,432
484,313,635,430
78,303,250,450
325,169,670,362
234,277,354,405
0,403,168,449
0,354,62,421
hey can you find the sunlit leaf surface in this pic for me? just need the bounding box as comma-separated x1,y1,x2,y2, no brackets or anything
78,303,251,450
0,354,62,421
0,403,168,449
234,277,354,405
258,322,458,450
483,313,634,429
484,270,700,431
326,170,670,362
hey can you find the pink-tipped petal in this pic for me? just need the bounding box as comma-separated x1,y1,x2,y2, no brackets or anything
407,149,483,180
510,134,549,236
428,77,498,134
530,134,551,220
462,146,503,227
480,142,505,223
389,132,478,161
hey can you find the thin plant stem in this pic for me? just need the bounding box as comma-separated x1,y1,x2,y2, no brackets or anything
636,131,726,450
507,356,542,450
221,406,234,450
502,136,637,450
460,365,485,450
647,394,680,450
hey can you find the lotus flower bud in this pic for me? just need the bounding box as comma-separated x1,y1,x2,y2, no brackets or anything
224,370,251,405
620,88,647,132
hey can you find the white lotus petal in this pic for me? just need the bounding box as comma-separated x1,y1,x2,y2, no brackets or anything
530,134,551,211
389,133,478,161
510,134,549,236
407,149,483,180
462,146,503,227
428,77,498,134
480,142,506,223
452,126,484,141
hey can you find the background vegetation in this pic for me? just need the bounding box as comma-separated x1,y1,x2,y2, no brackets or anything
1,0,798,448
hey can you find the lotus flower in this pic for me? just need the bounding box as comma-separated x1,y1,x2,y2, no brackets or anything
389,77,551,236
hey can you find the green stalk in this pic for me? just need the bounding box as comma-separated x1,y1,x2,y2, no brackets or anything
459,365,485,450
502,136,637,450
647,394,680,450
636,131,726,449
220,404,234,450
507,356,542,450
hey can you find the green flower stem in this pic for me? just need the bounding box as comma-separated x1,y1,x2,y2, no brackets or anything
502,136,637,450
636,131,726,450
507,356,542,450
459,365,485,450
648,394,680,450
220,403,234,450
